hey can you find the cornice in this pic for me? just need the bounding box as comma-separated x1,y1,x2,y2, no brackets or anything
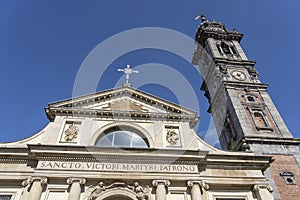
213,58,256,66
27,144,208,162
195,28,243,46
203,154,272,171
245,136,300,145
47,87,195,115
0,144,273,172
223,81,269,89
45,86,199,125
27,144,272,171
45,107,199,126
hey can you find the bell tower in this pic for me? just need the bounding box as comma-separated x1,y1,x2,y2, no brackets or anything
192,15,300,200
192,15,300,151
192,15,300,199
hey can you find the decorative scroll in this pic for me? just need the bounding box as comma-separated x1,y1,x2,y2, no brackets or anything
152,180,170,187
22,176,48,187
67,177,86,185
187,180,209,191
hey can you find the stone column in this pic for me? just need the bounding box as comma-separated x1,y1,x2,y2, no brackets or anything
21,176,48,200
67,177,86,200
252,184,274,200
152,180,170,200
187,181,209,200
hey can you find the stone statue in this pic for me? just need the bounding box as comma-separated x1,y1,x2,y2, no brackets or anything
128,182,149,200
86,181,106,200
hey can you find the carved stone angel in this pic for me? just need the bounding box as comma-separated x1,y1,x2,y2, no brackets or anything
84,181,106,200
128,182,149,200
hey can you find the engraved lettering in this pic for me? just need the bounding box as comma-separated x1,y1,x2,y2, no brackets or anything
38,161,197,173
40,161,46,168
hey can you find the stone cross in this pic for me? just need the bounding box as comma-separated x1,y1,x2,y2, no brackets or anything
118,65,139,84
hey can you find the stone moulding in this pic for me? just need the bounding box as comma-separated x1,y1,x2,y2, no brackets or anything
45,86,199,127
45,107,198,126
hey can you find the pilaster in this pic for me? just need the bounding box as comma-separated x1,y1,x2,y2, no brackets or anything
21,176,48,200
152,180,170,200
67,177,86,200
252,184,274,200
187,180,209,200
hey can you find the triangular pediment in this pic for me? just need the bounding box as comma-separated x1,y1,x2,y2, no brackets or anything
45,86,198,125
86,98,161,113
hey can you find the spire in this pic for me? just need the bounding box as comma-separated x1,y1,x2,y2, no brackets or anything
117,64,139,87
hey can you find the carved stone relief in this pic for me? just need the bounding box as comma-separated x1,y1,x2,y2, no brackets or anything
86,181,106,200
128,182,150,200
102,99,149,112
165,126,180,146
85,181,149,200
64,123,79,142
61,121,81,143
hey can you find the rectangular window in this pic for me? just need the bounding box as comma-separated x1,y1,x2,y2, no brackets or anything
0,195,12,200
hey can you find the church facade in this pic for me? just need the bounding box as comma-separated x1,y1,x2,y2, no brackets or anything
0,16,299,200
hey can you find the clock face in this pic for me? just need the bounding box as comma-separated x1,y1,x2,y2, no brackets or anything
231,70,246,81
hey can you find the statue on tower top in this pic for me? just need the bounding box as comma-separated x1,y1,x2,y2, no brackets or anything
195,13,208,22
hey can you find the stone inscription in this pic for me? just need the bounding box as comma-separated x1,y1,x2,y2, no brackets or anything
38,161,198,173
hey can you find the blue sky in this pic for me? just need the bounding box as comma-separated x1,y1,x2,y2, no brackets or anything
0,1,299,146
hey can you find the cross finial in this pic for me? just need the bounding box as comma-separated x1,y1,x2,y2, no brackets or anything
117,64,139,86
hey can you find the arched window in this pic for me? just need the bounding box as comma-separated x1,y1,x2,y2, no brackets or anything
221,42,231,55
217,41,238,58
247,96,255,102
254,112,267,127
95,126,149,148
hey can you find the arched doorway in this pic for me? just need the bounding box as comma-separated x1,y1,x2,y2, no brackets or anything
96,189,139,200
104,196,132,200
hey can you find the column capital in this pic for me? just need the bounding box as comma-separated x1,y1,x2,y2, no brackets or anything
187,180,209,190
252,184,273,193
67,177,86,185
152,180,170,187
22,176,48,187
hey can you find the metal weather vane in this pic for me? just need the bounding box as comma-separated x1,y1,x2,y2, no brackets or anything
117,64,139,84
